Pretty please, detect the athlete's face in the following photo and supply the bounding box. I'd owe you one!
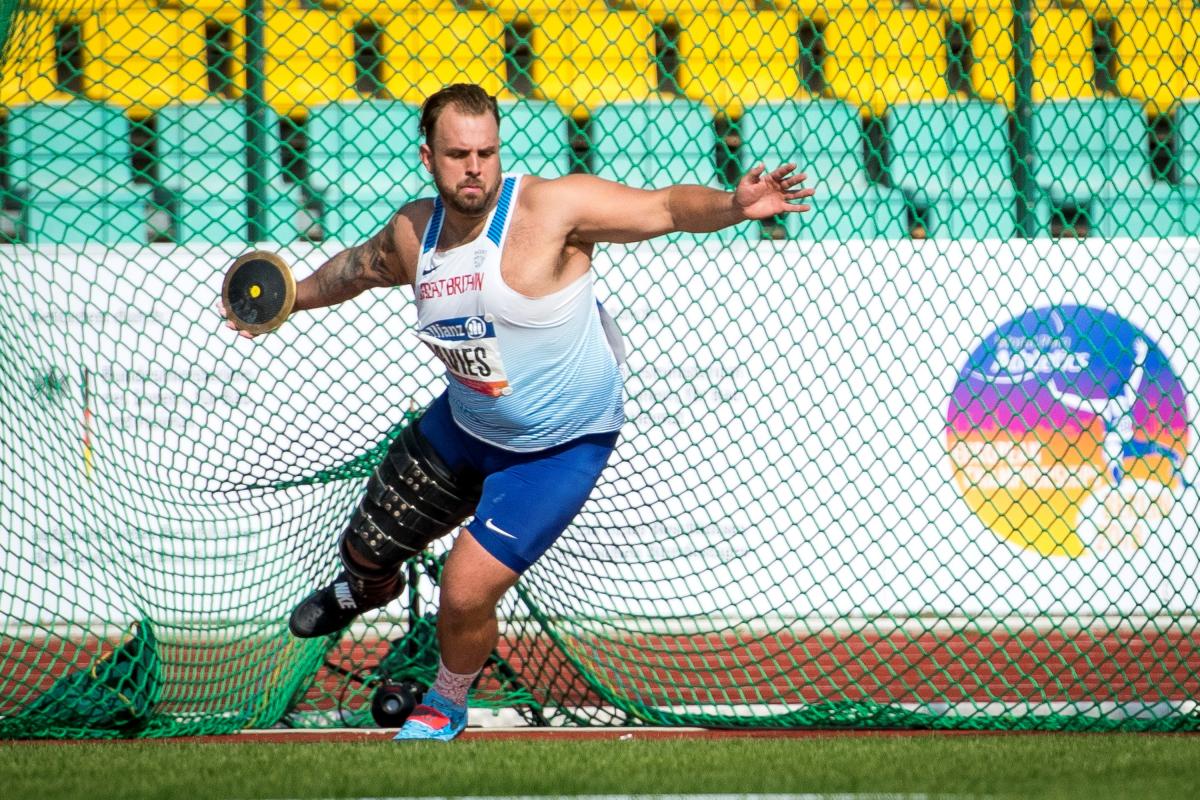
[421,108,502,217]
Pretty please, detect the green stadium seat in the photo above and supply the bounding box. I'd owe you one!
[591,100,751,241]
[1100,189,1200,239]
[889,99,1036,238]
[1032,98,1146,202]
[158,101,301,243]
[1031,97,1192,237]
[740,100,907,240]
[7,101,151,244]
[592,100,719,188]
[307,100,429,243]
[499,100,573,178]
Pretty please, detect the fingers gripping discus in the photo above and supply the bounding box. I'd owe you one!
[222,251,296,335]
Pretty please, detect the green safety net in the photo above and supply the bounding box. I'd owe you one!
[1,0,1199,738]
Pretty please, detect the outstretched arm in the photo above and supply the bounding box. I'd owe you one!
[536,165,814,245]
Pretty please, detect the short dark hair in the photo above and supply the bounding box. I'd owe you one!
[420,84,501,144]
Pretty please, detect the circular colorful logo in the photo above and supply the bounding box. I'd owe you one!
[946,306,1189,558]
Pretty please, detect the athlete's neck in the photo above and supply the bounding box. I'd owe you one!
[437,207,491,251]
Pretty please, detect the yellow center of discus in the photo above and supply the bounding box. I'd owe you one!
[249,284,261,299]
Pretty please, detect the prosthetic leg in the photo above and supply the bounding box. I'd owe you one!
[289,420,482,639]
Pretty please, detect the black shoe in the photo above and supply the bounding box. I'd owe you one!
[288,569,404,638]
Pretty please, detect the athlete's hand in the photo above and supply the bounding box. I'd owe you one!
[215,299,257,340]
[734,163,815,220]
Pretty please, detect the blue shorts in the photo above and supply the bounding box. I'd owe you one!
[418,392,619,573]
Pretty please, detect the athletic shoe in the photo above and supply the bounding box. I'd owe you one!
[288,569,403,638]
[392,689,468,741]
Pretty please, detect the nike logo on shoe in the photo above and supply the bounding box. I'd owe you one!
[334,581,357,610]
[484,518,517,539]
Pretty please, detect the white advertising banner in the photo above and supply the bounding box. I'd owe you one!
[2,237,1197,626]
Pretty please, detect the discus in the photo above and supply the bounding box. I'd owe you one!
[221,251,296,336]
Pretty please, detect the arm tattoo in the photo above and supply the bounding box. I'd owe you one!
[316,236,395,299]
[313,251,361,299]
[340,247,369,284]
[353,224,401,286]
[295,220,406,311]
[371,221,402,282]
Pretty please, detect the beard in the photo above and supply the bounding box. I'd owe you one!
[432,168,500,216]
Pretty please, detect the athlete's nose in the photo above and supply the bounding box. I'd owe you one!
[465,154,482,176]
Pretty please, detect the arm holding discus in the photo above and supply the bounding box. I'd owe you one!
[220,208,423,339]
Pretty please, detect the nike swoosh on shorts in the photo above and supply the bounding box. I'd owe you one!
[484,518,517,539]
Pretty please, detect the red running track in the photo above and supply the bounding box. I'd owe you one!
[4,627,1197,719]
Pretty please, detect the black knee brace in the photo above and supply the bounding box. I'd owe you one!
[340,420,482,577]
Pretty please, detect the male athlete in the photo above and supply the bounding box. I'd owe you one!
[222,84,813,740]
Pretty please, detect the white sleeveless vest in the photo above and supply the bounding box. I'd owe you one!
[412,174,625,452]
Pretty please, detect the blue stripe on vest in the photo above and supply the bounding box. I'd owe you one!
[486,177,517,246]
[422,198,444,253]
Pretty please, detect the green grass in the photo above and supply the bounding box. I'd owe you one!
[2,735,1199,800]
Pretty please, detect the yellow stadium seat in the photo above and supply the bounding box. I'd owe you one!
[145,8,253,101]
[628,0,747,25]
[487,0,639,25]
[1034,8,1096,100]
[928,0,1135,18]
[189,10,248,100]
[1056,0,1138,17]
[381,9,510,104]
[676,8,805,117]
[150,0,244,15]
[264,9,359,116]
[757,0,871,25]
[529,9,658,117]
[156,0,338,12]
[1114,6,1200,114]
[823,5,953,115]
[27,0,146,12]
[1185,14,1200,108]
[79,8,211,118]
[342,0,466,17]
[0,11,72,106]
[970,7,1097,105]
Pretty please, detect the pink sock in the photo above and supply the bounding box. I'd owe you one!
[431,658,479,708]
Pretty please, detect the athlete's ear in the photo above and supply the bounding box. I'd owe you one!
[419,142,433,174]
